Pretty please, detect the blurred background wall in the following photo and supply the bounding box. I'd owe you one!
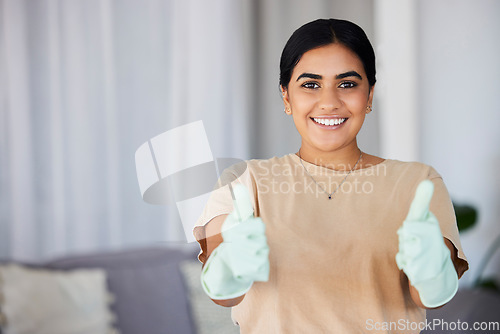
[1,0,499,287]
[417,0,500,286]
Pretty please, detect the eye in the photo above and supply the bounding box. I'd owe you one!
[339,81,357,89]
[301,82,320,89]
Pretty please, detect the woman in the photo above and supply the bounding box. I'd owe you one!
[194,18,468,333]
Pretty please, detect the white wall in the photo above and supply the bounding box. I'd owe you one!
[418,0,500,285]
[374,0,419,161]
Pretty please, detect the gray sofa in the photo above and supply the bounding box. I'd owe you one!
[0,245,238,334]
[1,246,499,333]
[43,246,200,334]
[422,287,500,333]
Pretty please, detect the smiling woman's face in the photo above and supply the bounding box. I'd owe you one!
[282,43,374,155]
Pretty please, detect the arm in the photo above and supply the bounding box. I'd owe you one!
[199,185,269,307]
[408,238,458,309]
[202,214,245,307]
[396,180,459,308]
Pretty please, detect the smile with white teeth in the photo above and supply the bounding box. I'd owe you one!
[312,117,347,126]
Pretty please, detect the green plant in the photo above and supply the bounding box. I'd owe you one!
[453,203,478,232]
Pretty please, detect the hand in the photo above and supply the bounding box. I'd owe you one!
[201,184,269,300]
[221,184,270,282]
[395,180,458,308]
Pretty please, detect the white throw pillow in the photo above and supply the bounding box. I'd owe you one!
[0,264,118,334]
[179,260,239,334]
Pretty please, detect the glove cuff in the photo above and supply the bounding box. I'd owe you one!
[413,255,458,308]
[200,244,253,300]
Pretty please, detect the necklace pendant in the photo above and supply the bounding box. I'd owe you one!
[328,195,332,200]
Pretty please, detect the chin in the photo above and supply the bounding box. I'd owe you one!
[311,142,345,153]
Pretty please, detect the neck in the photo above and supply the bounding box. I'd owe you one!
[298,142,362,171]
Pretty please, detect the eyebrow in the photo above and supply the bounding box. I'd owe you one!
[336,71,362,80]
[296,73,322,81]
[296,71,362,81]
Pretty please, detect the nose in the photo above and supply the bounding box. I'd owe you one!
[319,87,342,111]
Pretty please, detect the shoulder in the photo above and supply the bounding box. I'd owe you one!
[215,154,296,193]
[222,154,295,176]
[383,159,442,180]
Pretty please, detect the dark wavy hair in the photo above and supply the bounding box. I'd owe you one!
[279,18,376,90]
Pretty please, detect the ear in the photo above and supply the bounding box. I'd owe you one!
[366,84,375,113]
[368,84,375,106]
[368,85,375,106]
[281,86,292,115]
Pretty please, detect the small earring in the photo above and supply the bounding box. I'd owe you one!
[284,107,290,114]
[366,105,372,114]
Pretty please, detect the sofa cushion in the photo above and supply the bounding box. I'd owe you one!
[45,246,197,334]
[179,260,239,334]
[0,264,117,334]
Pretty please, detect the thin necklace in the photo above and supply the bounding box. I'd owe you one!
[298,149,363,200]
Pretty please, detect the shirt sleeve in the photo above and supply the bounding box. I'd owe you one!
[428,167,469,278]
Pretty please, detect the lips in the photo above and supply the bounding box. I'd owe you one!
[311,117,348,128]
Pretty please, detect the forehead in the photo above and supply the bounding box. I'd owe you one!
[292,43,366,79]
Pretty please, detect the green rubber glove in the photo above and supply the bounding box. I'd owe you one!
[201,184,270,300]
[395,180,458,308]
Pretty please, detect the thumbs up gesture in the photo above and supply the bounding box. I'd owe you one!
[201,184,270,300]
[395,180,458,308]
[221,184,270,282]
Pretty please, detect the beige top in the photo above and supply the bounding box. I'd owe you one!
[193,154,468,334]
